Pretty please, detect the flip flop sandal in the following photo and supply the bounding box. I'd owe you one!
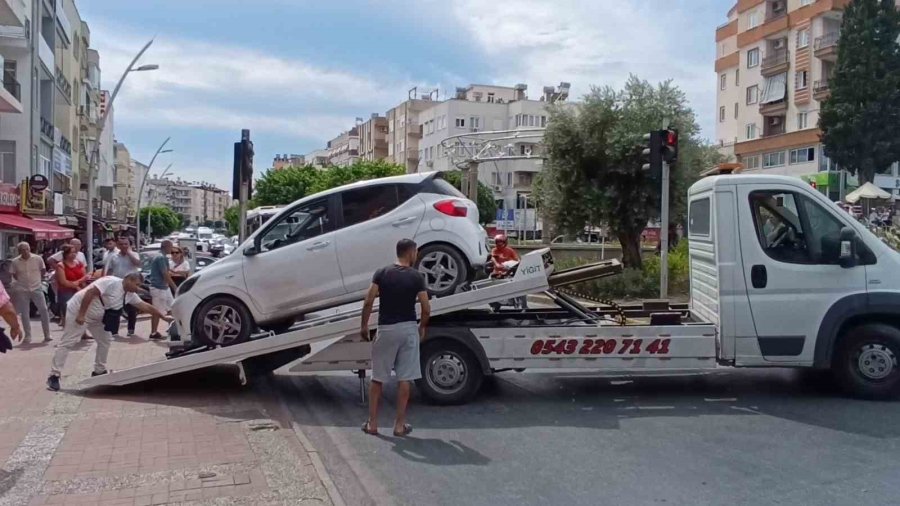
[361,420,378,435]
[393,424,413,437]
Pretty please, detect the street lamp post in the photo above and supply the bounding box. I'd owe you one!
[142,163,173,243]
[86,38,158,271]
[135,143,173,247]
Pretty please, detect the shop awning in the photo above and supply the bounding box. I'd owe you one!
[0,214,75,240]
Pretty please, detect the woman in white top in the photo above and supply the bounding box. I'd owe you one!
[168,247,191,288]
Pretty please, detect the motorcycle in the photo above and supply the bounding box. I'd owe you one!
[485,258,529,311]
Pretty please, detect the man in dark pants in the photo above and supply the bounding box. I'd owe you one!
[359,239,430,437]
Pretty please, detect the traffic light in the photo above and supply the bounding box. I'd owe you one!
[232,130,254,200]
[641,130,663,175]
[661,128,678,164]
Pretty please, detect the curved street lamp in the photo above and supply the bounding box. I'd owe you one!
[85,38,158,271]
[139,162,174,244]
[135,138,173,247]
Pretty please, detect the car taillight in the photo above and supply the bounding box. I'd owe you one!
[433,199,468,217]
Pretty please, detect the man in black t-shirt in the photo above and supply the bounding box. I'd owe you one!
[359,238,431,437]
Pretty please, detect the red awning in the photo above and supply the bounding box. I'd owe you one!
[0,213,75,240]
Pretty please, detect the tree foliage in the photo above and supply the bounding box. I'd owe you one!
[253,159,406,207]
[138,206,181,238]
[440,170,498,225]
[820,0,900,183]
[535,76,717,268]
[224,205,240,236]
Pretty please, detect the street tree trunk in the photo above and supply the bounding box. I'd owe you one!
[616,230,643,269]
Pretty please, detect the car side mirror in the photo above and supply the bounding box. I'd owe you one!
[839,227,858,269]
[244,245,259,257]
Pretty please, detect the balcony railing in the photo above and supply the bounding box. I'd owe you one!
[58,134,71,154]
[39,116,53,138]
[814,79,830,93]
[2,76,20,101]
[55,66,72,100]
[814,32,840,51]
[38,34,53,71]
[762,48,788,69]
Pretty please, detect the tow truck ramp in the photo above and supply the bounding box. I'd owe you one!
[80,249,564,388]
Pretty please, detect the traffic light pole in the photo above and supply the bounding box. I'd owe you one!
[659,161,670,299]
[238,129,251,243]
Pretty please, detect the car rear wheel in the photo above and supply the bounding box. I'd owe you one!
[416,245,468,297]
[194,297,253,347]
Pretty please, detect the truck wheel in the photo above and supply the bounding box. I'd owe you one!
[417,340,483,405]
[194,297,253,347]
[416,245,467,297]
[833,323,900,400]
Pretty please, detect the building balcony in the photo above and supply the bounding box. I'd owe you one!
[813,79,831,101]
[0,0,25,28]
[761,48,789,77]
[814,32,839,61]
[55,66,72,101]
[406,148,419,161]
[407,128,422,139]
[39,116,54,140]
[0,73,21,113]
[38,34,53,72]
[759,99,787,116]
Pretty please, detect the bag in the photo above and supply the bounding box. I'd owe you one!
[99,292,124,333]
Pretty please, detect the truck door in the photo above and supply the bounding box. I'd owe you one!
[736,184,867,364]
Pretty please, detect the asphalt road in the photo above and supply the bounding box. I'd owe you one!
[277,368,900,506]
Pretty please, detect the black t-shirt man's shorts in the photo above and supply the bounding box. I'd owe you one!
[371,265,426,383]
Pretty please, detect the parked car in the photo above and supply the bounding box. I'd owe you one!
[172,171,487,347]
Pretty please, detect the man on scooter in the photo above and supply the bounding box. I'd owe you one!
[490,234,519,277]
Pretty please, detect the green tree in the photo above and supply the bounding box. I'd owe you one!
[224,205,241,236]
[536,76,706,268]
[440,170,498,225]
[138,206,181,238]
[820,0,900,184]
[252,160,406,206]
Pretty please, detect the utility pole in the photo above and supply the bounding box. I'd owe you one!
[234,129,253,243]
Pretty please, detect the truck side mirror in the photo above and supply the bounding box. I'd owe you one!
[839,227,858,269]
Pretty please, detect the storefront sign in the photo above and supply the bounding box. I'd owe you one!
[20,179,45,213]
[52,150,72,177]
[874,174,900,190]
[30,174,48,191]
[0,183,20,213]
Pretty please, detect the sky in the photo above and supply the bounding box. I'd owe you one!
[77,0,734,190]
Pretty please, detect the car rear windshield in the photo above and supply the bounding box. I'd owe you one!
[427,176,466,198]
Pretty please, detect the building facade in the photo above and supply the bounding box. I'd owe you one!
[715,0,856,199]
[272,153,304,170]
[325,127,359,167]
[147,177,231,226]
[385,89,438,173]
[358,114,388,162]
[113,141,135,220]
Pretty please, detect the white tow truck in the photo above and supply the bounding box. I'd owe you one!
[82,175,900,402]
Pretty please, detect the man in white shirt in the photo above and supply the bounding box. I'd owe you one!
[10,242,51,343]
[48,238,87,267]
[104,236,142,337]
[101,238,119,263]
[47,274,171,391]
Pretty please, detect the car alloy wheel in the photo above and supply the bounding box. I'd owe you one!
[418,250,460,293]
[202,304,244,346]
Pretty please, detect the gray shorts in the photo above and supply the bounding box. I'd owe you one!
[372,321,421,383]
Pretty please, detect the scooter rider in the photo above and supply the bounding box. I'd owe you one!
[490,234,519,277]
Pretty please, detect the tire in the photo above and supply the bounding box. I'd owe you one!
[416,245,468,297]
[416,340,483,405]
[193,296,254,347]
[259,318,295,335]
[833,323,900,400]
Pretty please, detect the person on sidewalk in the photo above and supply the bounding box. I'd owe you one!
[46,274,171,391]
[147,240,177,340]
[359,238,430,437]
[101,238,119,263]
[10,242,52,344]
[55,245,88,327]
[169,247,191,287]
[103,236,142,338]
[0,278,23,351]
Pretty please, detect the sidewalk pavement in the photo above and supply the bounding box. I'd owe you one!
[0,318,337,506]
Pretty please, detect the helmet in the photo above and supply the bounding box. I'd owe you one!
[494,234,508,246]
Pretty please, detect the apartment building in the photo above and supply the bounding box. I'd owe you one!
[113,141,136,219]
[415,83,570,210]
[145,176,231,226]
[325,126,359,167]
[272,153,304,170]
[715,0,859,199]
[386,88,439,173]
[358,114,388,161]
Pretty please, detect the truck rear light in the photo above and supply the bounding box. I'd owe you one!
[433,199,468,217]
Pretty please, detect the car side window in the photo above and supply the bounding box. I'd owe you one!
[259,199,331,252]
[341,185,400,228]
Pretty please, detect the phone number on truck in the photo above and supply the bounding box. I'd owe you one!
[529,338,671,356]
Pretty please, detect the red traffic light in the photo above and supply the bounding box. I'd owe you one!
[666,130,678,147]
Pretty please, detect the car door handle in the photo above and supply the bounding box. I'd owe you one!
[392,217,417,227]
[751,265,767,289]
[306,240,330,251]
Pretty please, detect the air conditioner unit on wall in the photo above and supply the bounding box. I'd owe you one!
[773,39,786,49]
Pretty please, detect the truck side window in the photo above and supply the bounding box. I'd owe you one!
[750,190,847,265]
[689,197,711,236]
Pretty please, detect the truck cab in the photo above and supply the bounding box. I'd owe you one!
[689,174,900,397]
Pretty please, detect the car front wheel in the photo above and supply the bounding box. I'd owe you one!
[416,245,468,297]
[194,297,253,347]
